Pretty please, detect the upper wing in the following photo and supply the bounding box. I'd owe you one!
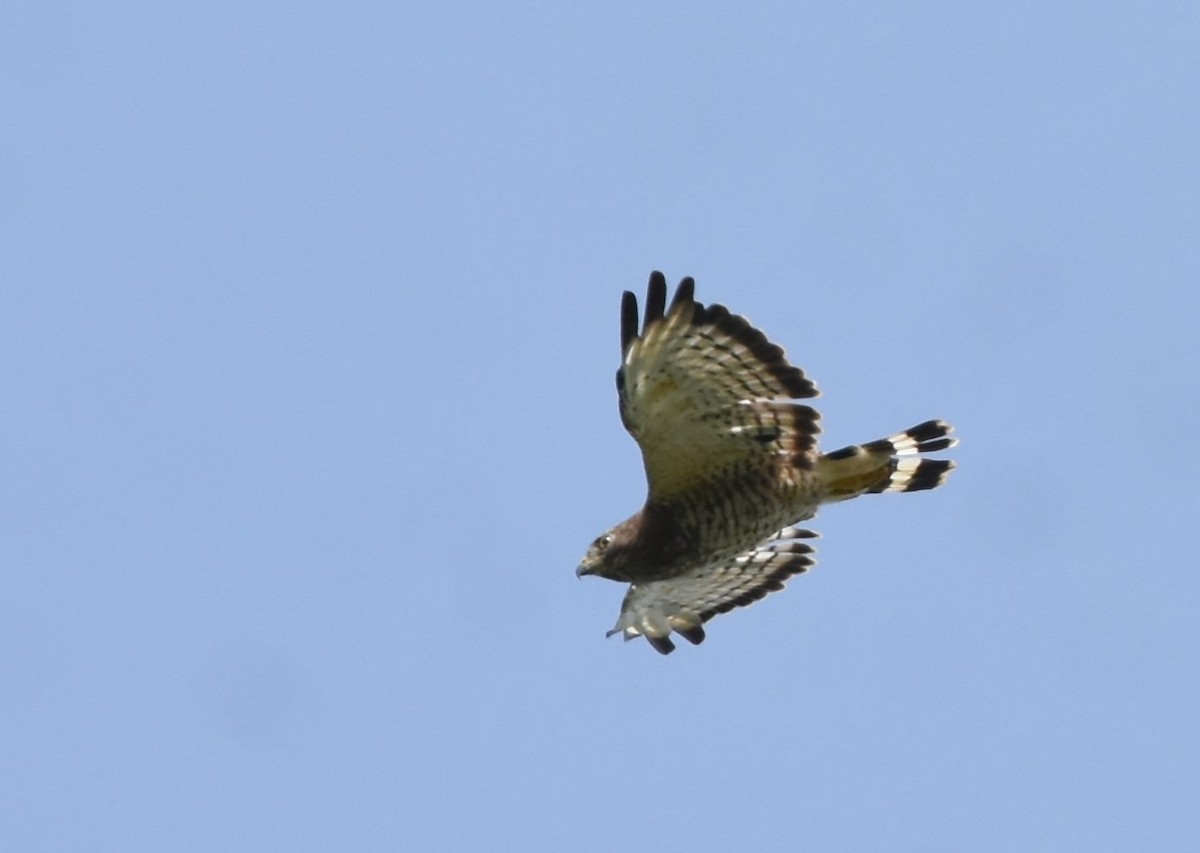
[618,272,820,502]
[608,527,819,654]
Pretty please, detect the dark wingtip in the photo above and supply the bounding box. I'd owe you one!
[644,271,668,331]
[676,625,706,646]
[670,276,696,312]
[620,290,639,355]
[647,634,676,655]
[626,273,699,353]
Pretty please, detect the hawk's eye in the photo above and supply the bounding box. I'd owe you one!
[594,533,614,551]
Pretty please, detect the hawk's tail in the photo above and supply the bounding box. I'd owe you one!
[817,419,957,502]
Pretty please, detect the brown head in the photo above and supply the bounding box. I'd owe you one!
[577,503,687,582]
[576,516,643,582]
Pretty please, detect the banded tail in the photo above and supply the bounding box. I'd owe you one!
[817,419,957,502]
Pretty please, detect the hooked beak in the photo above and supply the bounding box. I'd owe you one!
[575,562,593,578]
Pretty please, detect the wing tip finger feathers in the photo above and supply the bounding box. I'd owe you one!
[622,271,699,358]
[620,290,639,355]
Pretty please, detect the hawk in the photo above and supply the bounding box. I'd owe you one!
[577,271,957,654]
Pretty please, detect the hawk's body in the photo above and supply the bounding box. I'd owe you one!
[577,272,957,654]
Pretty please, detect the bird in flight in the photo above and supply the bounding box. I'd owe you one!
[577,272,957,654]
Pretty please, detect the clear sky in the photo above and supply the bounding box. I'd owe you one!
[4,2,1199,850]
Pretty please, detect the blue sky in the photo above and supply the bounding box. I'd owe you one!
[4,2,1199,850]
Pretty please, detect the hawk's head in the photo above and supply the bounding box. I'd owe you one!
[576,520,638,581]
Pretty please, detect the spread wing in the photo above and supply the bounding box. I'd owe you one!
[618,271,820,502]
[607,527,819,654]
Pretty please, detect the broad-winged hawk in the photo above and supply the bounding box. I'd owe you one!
[577,272,957,654]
